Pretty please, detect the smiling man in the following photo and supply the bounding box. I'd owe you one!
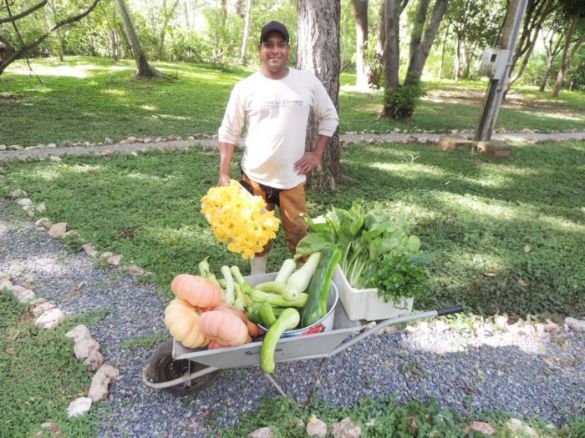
[217,20,339,274]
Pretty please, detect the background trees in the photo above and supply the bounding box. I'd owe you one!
[2,0,584,95]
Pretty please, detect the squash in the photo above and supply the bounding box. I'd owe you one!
[171,274,223,308]
[199,308,250,347]
[164,298,210,348]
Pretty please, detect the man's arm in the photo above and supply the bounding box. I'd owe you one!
[293,134,331,175]
[218,142,237,186]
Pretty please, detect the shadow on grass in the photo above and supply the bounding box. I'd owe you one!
[2,141,584,318]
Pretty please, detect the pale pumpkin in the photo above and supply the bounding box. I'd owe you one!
[171,274,223,308]
[164,298,210,348]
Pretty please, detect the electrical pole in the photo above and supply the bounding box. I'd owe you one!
[475,0,528,141]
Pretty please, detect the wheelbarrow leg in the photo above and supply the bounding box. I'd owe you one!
[263,356,331,407]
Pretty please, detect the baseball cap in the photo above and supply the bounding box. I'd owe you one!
[260,21,289,43]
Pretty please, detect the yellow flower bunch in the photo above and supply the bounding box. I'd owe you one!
[201,180,280,260]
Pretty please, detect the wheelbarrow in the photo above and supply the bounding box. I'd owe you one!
[143,273,463,399]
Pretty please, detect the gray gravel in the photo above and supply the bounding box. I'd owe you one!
[1,198,584,437]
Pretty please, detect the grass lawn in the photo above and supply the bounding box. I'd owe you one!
[214,396,585,437]
[1,57,584,147]
[0,288,107,436]
[1,140,584,319]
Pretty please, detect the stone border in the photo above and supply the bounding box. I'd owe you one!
[0,273,120,418]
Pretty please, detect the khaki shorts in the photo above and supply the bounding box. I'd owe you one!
[241,174,308,256]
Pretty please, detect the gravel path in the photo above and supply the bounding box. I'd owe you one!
[1,130,585,162]
[1,199,584,437]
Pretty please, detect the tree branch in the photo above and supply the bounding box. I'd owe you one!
[0,0,47,25]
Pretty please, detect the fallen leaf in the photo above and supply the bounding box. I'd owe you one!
[483,272,497,277]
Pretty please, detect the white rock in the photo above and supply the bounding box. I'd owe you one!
[100,251,113,260]
[84,349,105,371]
[505,418,538,438]
[465,421,495,435]
[0,278,13,292]
[49,156,62,162]
[88,364,120,402]
[30,299,57,318]
[10,285,36,303]
[36,203,46,213]
[104,137,114,145]
[48,222,67,238]
[107,254,122,266]
[10,189,27,199]
[248,427,276,438]
[66,324,91,341]
[35,307,65,329]
[494,315,509,329]
[306,416,327,437]
[35,218,53,229]
[82,243,97,257]
[332,417,361,438]
[128,265,145,277]
[17,198,34,210]
[46,143,57,148]
[0,144,5,151]
[73,336,101,360]
[67,397,92,418]
[565,317,585,332]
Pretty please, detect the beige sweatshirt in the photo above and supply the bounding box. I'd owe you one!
[218,68,339,189]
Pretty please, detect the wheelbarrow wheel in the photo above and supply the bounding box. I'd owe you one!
[145,340,218,396]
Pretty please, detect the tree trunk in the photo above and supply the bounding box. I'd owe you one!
[297,0,342,192]
[404,0,449,87]
[454,31,461,81]
[351,0,369,89]
[239,0,253,64]
[380,0,401,117]
[439,23,449,79]
[158,0,179,60]
[115,0,161,77]
[552,19,576,97]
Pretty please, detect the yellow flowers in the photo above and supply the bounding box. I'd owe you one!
[201,180,280,260]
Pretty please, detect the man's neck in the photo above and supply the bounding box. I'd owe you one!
[260,66,290,80]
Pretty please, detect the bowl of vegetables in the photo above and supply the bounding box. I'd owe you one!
[260,282,339,337]
[248,245,342,338]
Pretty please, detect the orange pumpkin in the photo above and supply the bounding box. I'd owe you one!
[171,274,223,308]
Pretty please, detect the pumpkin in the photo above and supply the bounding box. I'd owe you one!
[212,303,263,338]
[164,298,210,348]
[199,308,250,347]
[171,274,223,308]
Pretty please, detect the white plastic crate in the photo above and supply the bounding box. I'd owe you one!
[333,266,413,321]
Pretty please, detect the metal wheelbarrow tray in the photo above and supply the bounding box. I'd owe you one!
[143,273,462,396]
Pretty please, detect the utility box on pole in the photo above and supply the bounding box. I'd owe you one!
[474,0,528,142]
[479,48,511,81]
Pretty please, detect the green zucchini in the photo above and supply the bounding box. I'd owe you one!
[260,308,300,374]
[300,246,341,328]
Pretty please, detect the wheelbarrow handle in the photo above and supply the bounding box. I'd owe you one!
[437,305,464,316]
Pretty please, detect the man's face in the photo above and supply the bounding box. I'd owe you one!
[260,32,290,75]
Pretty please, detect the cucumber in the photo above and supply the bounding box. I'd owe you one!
[300,246,341,328]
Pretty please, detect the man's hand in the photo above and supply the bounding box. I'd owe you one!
[217,174,231,186]
[294,151,322,175]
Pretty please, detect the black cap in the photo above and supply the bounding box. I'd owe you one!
[260,21,289,43]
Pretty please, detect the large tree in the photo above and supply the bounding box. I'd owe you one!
[297,0,342,191]
[381,0,449,118]
[0,0,100,75]
[115,0,161,77]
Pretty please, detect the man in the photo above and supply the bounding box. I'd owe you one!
[217,20,339,274]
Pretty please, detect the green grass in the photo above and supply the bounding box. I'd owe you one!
[214,396,585,437]
[1,140,584,318]
[0,293,107,437]
[1,57,584,147]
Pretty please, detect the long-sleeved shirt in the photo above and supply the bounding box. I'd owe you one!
[218,68,339,189]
